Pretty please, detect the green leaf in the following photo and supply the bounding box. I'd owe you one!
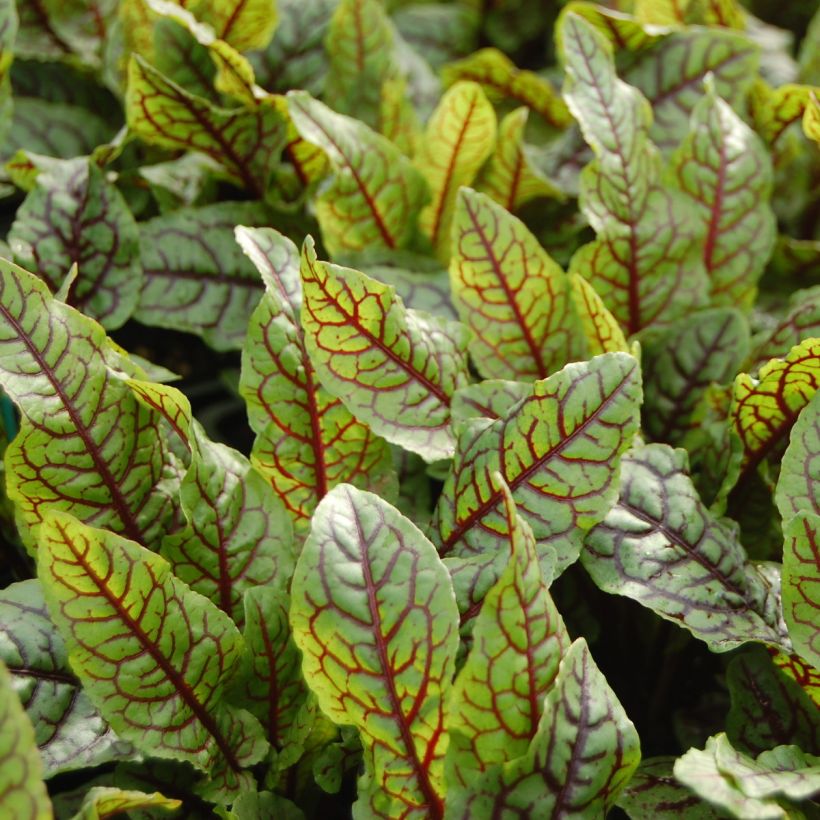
[622,28,760,152]
[560,13,708,335]
[323,0,395,129]
[449,188,584,381]
[726,647,820,756]
[393,4,478,70]
[444,638,640,818]
[286,91,428,256]
[441,48,571,130]
[674,734,820,818]
[569,274,630,356]
[0,0,17,150]
[582,443,791,652]
[300,239,471,461]
[126,55,286,198]
[781,513,820,670]
[238,227,395,533]
[236,586,308,754]
[451,379,530,424]
[359,262,456,321]
[565,1,665,51]
[0,580,133,778]
[475,108,563,212]
[38,512,268,796]
[0,258,182,550]
[776,390,820,522]
[290,485,459,818]
[69,786,180,820]
[671,80,776,307]
[445,480,570,784]
[643,308,750,445]
[136,203,270,351]
[616,756,724,819]
[435,352,642,575]
[186,0,278,52]
[8,158,142,330]
[0,657,51,820]
[417,82,497,263]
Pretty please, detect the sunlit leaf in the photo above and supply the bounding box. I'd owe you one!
[583,443,791,652]
[300,239,471,461]
[568,274,629,355]
[187,0,277,52]
[0,258,181,551]
[671,80,776,306]
[565,1,666,51]
[238,226,395,533]
[449,187,583,380]
[0,580,133,778]
[417,82,496,263]
[38,512,268,797]
[70,786,179,820]
[9,157,142,330]
[435,352,641,574]
[290,485,459,818]
[287,92,428,256]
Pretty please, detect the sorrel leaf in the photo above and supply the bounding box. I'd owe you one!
[126,55,286,197]
[445,481,570,784]
[434,352,642,574]
[185,0,276,52]
[70,786,180,820]
[451,379,530,424]
[417,81,496,262]
[290,485,459,818]
[775,390,820,522]
[137,203,269,351]
[449,187,584,380]
[37,512,268,796]
[0,656,51,819]
[671,79,776,306]
[569,274,630,355]
[583,443,791,651]
[286,92,428,256]
[0,258,181,550]
[238,227,394,532]
[9,157,142,330]
[0,580,131,777]
[0,0,16,149]
[642,308,750,445]
[444,638,640,818]
[300,239,471,461]
[560,12,708,334]
[781,513,820,670]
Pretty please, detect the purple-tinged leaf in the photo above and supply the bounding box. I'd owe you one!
[363,264,456,321]
[560,13,709,334]
[727,647,820,756]
[0,580,133,777]
[671,81,776,307]
[643,308,750,445]
[300,239,471,462]
[137,203,270,351]
[444,638,640,818]
[38,512,268,797]
[287,92,429,256]
[445,481,570,786]
[238,227,395,534]
[0,258,182,550]
[417,82,497,263]
[449,188,585,381]
[290,485,459,819]
[616,756,723,819]
[435,352,642,575]
[781,513,820,670]
[9,157,141,330]
[583,443,792,652]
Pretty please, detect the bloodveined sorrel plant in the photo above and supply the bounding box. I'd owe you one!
[0,0,819,817]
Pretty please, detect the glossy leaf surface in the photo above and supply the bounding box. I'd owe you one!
[290,485,459,819]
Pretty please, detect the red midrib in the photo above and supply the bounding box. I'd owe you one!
[0,304,145,545]
[219,0,249,42]
[58,519,242,772]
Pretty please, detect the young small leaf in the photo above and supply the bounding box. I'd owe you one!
[290,485,459,819]
[38,512,268,796]
[449,187,584,380]
[671,81,776,306]
[417,82,497,262]
[0,657,51,820]
[69,786,179,820]
[583,443,791,652]
[9,157,141,330]
[286,92,428,256]
[300,239,471,461]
